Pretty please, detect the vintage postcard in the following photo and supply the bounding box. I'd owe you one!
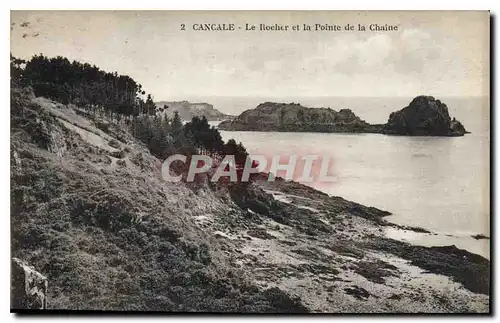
[10,10,490,313]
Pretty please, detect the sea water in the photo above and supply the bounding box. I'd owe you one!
[203,96,490,258]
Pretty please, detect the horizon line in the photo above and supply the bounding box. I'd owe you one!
[155,95,489,101]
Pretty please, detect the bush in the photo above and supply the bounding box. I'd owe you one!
[108,139,120,149]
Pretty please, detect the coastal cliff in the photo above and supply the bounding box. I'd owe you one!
[155,100,233,121]
[218,97,468,136]
[11,87,488,312]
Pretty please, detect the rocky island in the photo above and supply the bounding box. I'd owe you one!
[218,102,382,133]
[218,96,469,137]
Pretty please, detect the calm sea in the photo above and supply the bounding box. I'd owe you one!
[202,96,490,258]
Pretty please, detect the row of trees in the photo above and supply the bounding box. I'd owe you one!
[11,54,158,120]
[132,113,249,166]
[131,111,192,158]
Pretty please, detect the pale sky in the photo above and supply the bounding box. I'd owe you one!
[10,11,490,100]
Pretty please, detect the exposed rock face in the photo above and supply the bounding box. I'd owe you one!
[383,96,469,136]
[155,101,233,121]
[218,102,380,133]
[11,258,48,309]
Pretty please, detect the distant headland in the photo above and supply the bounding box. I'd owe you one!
[218,96,469,137]
[155,100,234,122]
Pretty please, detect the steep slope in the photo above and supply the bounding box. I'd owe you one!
[156,101,233,121]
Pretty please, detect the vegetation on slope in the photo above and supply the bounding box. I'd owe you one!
[10,56,306,311]
[10,54,487,313]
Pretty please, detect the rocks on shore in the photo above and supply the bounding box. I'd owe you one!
[155,100,234,121]
[218,96,468,137]
[11,86,486,313]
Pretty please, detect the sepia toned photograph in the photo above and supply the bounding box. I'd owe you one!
[10,10,490,313]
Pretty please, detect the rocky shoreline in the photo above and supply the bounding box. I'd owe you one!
[219,96,469,137]
[214,177,490,312]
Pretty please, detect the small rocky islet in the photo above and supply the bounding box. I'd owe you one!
[218,95,469,137]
